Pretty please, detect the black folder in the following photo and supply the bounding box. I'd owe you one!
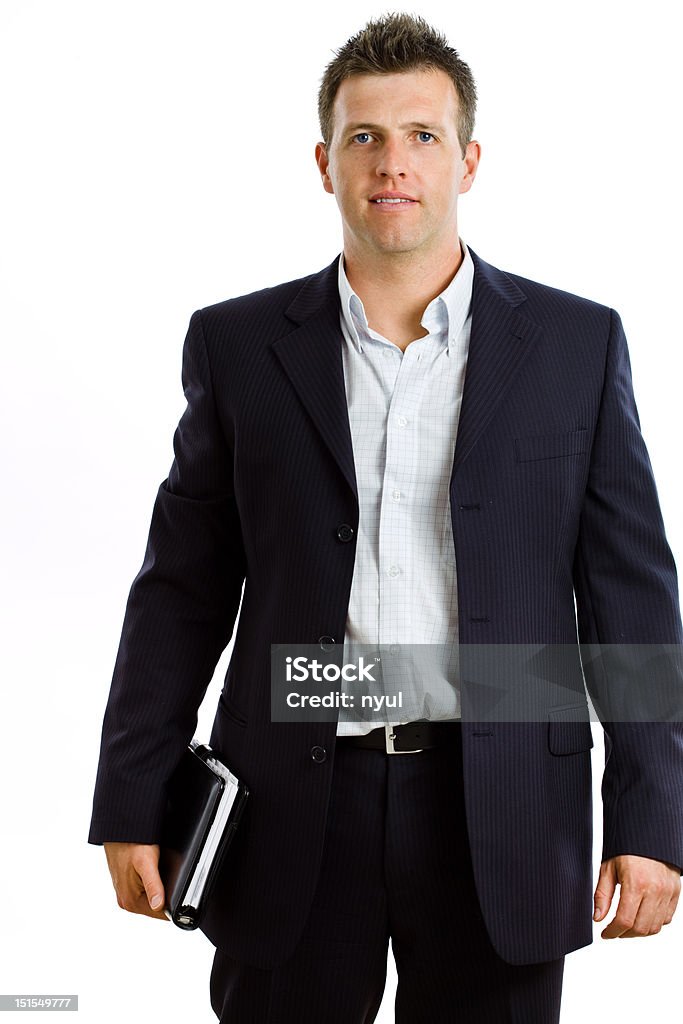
[159,740,249,929]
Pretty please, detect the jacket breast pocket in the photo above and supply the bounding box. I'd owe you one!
[547,703,594,755]
[515,428,588,463]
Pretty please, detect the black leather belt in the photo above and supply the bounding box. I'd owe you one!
[337,720,461,754]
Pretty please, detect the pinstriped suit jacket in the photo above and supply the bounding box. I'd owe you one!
[88,248,683,967]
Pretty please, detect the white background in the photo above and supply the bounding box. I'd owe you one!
[1,0,681,1020]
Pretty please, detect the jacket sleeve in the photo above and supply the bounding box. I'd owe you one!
[88,309,246,844]
[572,307,683,872]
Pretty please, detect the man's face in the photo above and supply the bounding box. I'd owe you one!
[315,68,479,261]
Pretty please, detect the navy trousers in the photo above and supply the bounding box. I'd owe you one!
[209,727,565,1022]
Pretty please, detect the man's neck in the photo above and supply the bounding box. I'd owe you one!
[342,241,464,347]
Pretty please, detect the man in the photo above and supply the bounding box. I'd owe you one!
[89,13,683,1023]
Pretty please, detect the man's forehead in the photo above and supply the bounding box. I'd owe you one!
[335,71,459,125]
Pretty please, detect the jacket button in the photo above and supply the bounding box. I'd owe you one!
[336,523,355,543]
[310,745,327,763]
[318,635,335,650]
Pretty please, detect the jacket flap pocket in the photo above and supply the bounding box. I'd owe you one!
[515,429,588,463]
[547,703,594,755]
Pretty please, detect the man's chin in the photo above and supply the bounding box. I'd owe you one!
[367,235,423,257]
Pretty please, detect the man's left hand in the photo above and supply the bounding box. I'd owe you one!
[594,855,681,938]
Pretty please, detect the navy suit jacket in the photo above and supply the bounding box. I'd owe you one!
[88,248,683,968]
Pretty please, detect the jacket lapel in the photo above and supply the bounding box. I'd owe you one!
[271,255,358,501]
[452,249,542,477]
[270,248,544,498]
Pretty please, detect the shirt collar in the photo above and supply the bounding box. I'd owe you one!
[337,239,474,356]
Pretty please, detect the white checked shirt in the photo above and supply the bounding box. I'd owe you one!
[336,240,474,735]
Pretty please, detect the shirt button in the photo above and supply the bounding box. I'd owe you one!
[387,565,401,578]
[397,416,408,427]
[392,490,401,502]
[310,745,327,763]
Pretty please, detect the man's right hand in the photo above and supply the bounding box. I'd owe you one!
[104,842,169,921]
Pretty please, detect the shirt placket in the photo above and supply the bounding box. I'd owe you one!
[376,337,434,720]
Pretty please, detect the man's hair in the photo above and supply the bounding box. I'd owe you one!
[317,12,477,158]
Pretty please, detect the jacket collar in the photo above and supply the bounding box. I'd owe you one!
[272,247,541,500]
[283,246,529,325]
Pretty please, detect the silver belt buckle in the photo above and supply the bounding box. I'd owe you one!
[385,724,423,754]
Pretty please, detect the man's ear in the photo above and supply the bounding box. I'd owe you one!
[459,139,481,195]
[315,142,335,196]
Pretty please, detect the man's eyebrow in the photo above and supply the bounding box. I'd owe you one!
[343,121,447,135]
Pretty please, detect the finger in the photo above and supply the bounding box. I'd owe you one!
[104,843,169,921]
[132,845,166,915]
[140,863,165,912]
[127,886,170,921]
[117,877,169,921]
[115,851,168,921]
[620,876,680,936]
[619,889,667,937]
[593,861,617,923]
[662,889,680,926]
[601,883,643,939]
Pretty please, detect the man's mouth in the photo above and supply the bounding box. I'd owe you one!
[368,191,417,204]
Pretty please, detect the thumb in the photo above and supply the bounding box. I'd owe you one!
[594,858,617,922]
[138,849,165,911]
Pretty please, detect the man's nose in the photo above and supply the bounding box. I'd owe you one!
[375,139,408,178]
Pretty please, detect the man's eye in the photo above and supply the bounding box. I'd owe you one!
[418,132,435,143]
[352,133,372,144]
